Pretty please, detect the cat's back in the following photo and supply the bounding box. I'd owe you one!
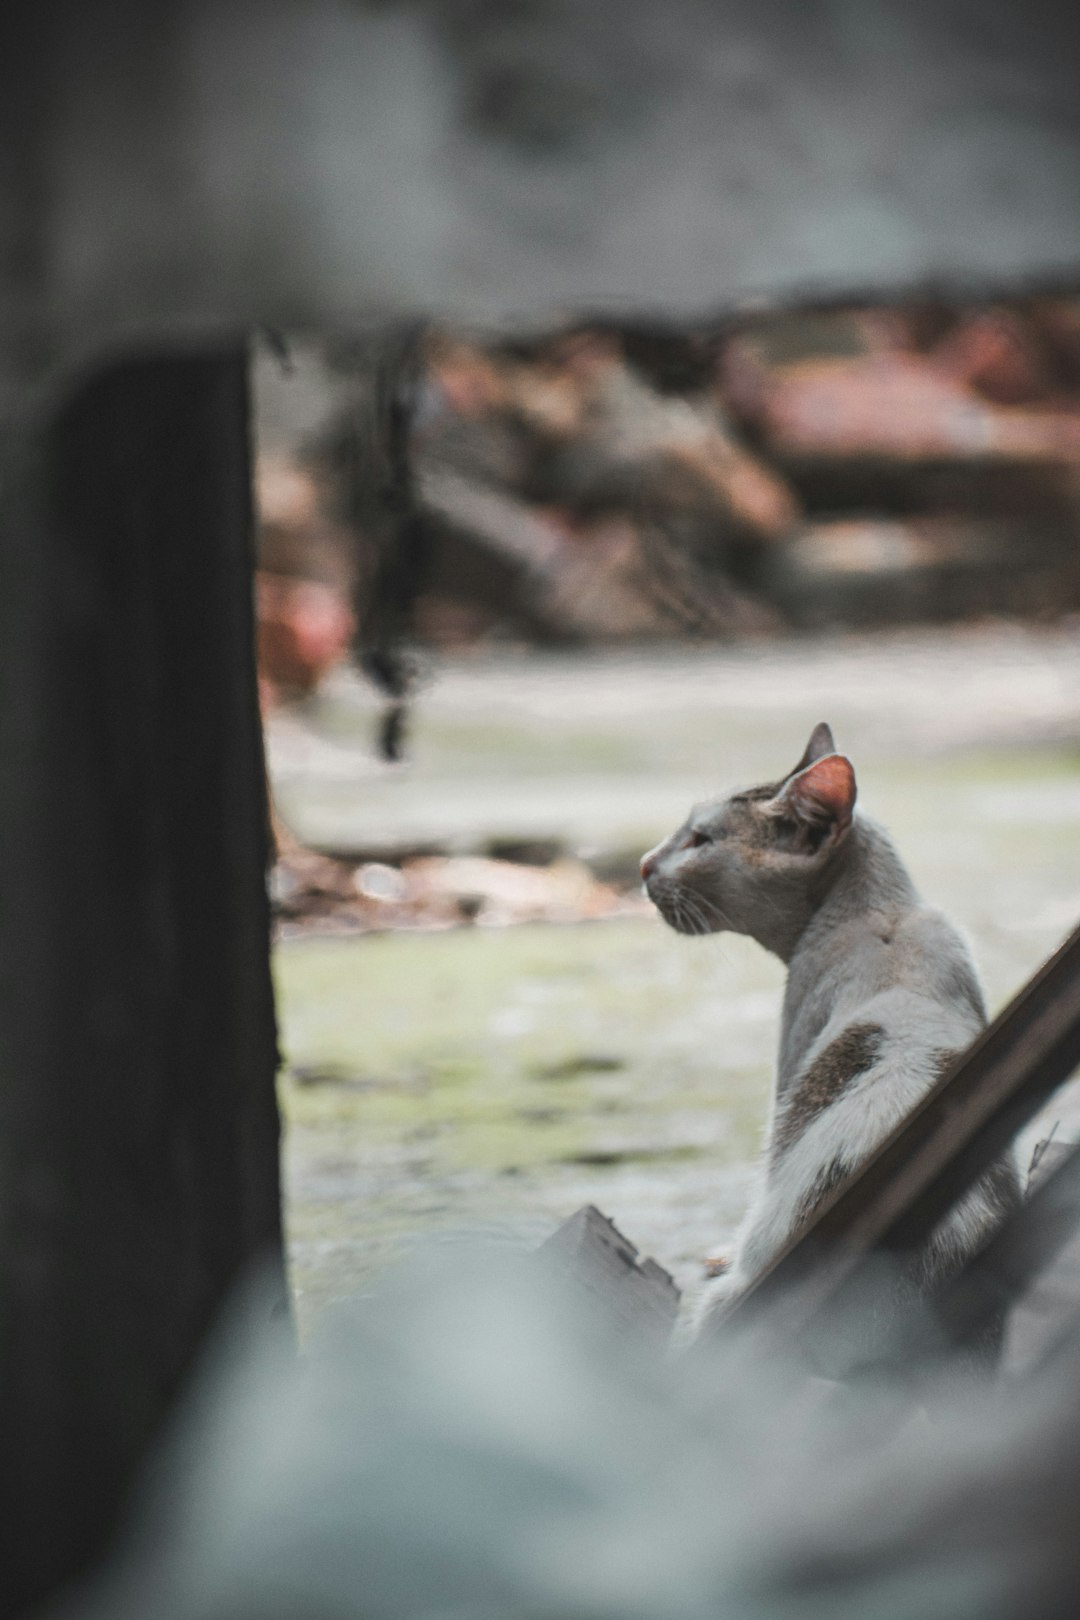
[783,895,986,1087]
[888,902,986,1017]
[847,902,987,1043]
[774,898,991,1188]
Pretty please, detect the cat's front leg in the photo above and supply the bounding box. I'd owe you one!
[690,1171,798,1335]
[689,1257,756,1338]
[689,1200,770,1332]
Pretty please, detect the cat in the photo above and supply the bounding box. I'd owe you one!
[640,722,1020,1343]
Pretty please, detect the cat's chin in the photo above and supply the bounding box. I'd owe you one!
[649,886,722,936]
[666,913,720,937]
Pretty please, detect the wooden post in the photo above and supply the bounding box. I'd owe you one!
[0,350,286,1614]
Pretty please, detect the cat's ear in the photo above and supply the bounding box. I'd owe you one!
[787,722,836,780]
[778,752,856,843]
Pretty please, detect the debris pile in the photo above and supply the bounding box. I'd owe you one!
[271,846,647,937]
[255,457,356,702]
[253,295,1080,695]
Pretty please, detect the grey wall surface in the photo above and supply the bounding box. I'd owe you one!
[3,0,1080,400]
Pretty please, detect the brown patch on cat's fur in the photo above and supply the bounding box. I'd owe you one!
[929,1047,963,1084]
[793,1155,851,1230]
[773,1022,886,1158]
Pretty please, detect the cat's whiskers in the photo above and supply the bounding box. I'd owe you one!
[672,890,699,935]
[686,889,735,933]
[674,888,734,965]
[674,887,708,935]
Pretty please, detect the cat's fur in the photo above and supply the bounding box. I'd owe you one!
[641,723,1020,1333]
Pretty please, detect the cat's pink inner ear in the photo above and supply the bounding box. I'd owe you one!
[784,754,856,831]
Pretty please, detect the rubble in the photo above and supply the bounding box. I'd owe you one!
[256,572,355,701]
[271,846,648,937]
[932,307,1054,405]
[724,343,1080,474]
[769,516,1080,627]
[252,295,1080,690]
[255,453,357,700]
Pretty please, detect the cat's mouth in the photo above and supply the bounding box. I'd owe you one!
[646,880,722,936]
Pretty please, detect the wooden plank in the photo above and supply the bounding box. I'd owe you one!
[540,1206,680,1345]
[716,921,1080,1346]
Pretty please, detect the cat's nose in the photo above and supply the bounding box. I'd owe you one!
[640,851,657,882]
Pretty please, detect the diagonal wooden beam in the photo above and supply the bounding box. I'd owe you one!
[717,921,1080,1342]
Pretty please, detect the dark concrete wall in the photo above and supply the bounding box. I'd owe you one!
[0,353,285,1615]
[2,0,1079,391]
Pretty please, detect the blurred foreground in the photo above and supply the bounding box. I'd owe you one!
[68,1248,1080,1620]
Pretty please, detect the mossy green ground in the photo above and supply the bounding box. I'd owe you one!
[278,919,774,1324]
[271,632,1080,1330]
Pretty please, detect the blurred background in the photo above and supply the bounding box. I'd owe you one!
[252,295,1080,1325]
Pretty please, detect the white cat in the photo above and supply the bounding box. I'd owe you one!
[641,723,1019,1335]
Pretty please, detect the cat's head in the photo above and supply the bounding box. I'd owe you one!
[640,723,856,954]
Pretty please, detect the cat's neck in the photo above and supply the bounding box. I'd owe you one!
[775,815,920,1081]
[805,814,919,952]
[749,815,915,964]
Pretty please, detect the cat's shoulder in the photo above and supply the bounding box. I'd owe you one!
[896,900,975,955]
[894,903,987,1021]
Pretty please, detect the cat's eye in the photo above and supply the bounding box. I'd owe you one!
[687,829,712,849]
